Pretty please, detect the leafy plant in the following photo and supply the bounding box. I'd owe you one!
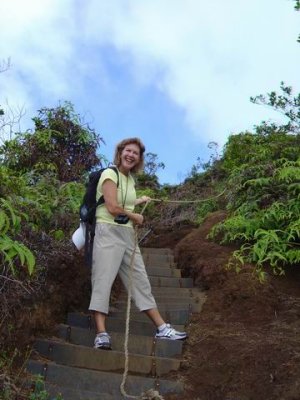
[208,84,300,278]
[250,82,300,134]
[0,102,103,181]
[209,157,300,277]
[196,199,218,224]
[0,198,35,276]
[29,375,63,400]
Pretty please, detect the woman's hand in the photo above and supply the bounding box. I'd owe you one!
[130,213,144,225]
[135,196,151,206]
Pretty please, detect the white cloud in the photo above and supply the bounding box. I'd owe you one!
[0,0,299,148]
[0,0,78,105]
[82,0,300,143]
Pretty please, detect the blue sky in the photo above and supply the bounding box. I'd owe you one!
[0,0,299,184]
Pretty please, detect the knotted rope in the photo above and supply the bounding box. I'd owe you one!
[120,201,165,400]
[120,190,225,398]
[149,188,226,204]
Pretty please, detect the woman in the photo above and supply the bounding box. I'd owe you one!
[89,137,187,349]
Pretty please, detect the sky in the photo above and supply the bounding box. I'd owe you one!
[0,0,299,184]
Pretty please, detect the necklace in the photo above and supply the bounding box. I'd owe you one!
[120,173,129,209]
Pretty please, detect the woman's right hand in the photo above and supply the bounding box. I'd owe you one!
[130,213,144,225]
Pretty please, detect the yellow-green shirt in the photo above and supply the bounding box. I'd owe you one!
[95,168,135,227]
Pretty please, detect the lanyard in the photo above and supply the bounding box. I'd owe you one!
[120,173,128,209]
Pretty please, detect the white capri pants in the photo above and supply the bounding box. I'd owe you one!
[89,223,157,314]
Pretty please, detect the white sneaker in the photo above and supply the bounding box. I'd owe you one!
[155,323,187,340]
[94,332,112,350]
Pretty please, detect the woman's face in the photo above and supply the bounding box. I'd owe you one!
[119,143,141,172]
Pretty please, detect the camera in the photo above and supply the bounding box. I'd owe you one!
[114,214,129,224]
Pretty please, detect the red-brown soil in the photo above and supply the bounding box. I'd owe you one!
[2,212,300,400]
[147,212,300,400]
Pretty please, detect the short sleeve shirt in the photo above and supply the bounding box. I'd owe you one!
[95,168,136,227]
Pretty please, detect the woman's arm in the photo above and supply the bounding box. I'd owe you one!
[102,179,144,225]
[134,195,151,206]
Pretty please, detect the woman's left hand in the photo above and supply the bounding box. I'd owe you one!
[135,196,151,205]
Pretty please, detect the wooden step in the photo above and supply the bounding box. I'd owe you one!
[67,312,185,336]
[27,247,194,399]
[149,276,193,288]
[33,339,182,376]
[45,383,116,400]
[109,308,190,325]
[146,266,182,278]
[114,299,205,313]
[58,324,183,357]
[28,360,184,398]
[141,248,173,256]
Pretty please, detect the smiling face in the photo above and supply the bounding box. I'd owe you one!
[114,138,145,174]
[118,143,141,175]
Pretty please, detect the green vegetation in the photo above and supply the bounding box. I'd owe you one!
[0,102,100,277]
[29,375,63,400]
[0,102,100,399]
[0,81,300,398]
[0,350,63,400]
[1,84,298,283]
[0,3,298,396]
[1,101,102,180]
[208,83,300,280]
[0,197,35,275]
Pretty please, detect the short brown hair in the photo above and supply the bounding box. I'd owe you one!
[113,137,145,173]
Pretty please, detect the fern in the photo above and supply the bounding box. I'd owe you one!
[196,199,218,224]
[285,249,300,264]
[243,177,272,188]
[0,198,36,275]
[210,134,300,278]
[278,165,300,181]
[287,219,300,241]
[57,181,85,213]
[0,234,36,276]
[209,214,261,244]
[0,209,10,234]
[287,182,300,196]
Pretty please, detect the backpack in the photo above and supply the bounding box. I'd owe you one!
[79,166,119,266]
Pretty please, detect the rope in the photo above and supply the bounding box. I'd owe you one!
[119,190,225,398]
[119,226,138,399]
[149,188,226,204]
[120,202,165,400]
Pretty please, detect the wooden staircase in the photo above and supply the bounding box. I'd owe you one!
[27,247,206,399]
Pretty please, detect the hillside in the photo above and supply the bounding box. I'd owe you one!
[1,89,300,399]
[1,209,300,399]
[146,212,300,400]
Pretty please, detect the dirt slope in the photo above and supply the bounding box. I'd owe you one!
[147,212,300,400]
[2,212,300,400]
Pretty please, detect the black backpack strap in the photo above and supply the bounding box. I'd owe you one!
[94,166,119,208]
[84,222,92,267]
